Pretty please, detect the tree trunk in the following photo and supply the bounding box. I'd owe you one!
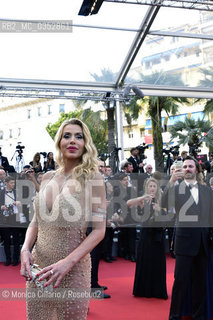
[106,107,116,171]
[151,103,164,172]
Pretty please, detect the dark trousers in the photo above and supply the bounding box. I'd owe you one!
[103,227,114,259]
[169,243,207,320]
[167,227,175,251]
[87,227,104,288]
[90,239,104,288]
[2,227,20,262]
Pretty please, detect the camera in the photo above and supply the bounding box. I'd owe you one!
[162,145,179,155]
[40,152,47,157]
[189,144,201,157]
[136,143,149,161]
[99,147,122,161]
[3,204,14,217]
[25,169,34,175]
[16,144,25,150]
[136,143,149,152]
[16,144,25,152]
[100,153,111,158]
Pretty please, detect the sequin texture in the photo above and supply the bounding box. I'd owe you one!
[26,173,91,320]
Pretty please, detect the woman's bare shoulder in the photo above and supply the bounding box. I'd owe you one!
[91,171,104,181]
[42,170,56,180]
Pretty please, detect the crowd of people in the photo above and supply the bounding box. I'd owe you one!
[0,151,57,266]
[1,129,213,319]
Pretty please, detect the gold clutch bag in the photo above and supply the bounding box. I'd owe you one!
[25,264,53,292]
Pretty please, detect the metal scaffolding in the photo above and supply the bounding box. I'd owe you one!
[0,1,212,100]
[105,0,213,12]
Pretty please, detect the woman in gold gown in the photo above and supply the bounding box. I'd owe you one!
[20,119,106,320]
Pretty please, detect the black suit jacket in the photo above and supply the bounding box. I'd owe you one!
[0,188,18,227]
[162,181,213,257]
[0,156,9,170]
[128,156,140,173]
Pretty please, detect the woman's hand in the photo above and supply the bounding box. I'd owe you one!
[143,194,153,205]
[127,194,151,208]
[36,258,72,289]
[153,202,161,212]
[20,250,34,279]
[14,201,21,206]
[112,213,119,222]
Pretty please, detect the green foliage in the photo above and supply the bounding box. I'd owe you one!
[169,117,213,149]
[46,109,108,155]
[46,110,82,139]
[122,96,141,124]
[203,99,213,114]
[134,71,190,171]
[198,67,213,115]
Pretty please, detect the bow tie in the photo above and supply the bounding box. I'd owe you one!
[189,184,198,189]
[6,190,13,194]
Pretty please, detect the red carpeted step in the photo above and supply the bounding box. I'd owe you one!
[0,256,182,320]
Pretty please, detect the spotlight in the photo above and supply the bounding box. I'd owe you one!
[78,0,104,16]
[131,86,144,98]
[123,85,144,99]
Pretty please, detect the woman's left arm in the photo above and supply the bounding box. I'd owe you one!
[37,172,106,288]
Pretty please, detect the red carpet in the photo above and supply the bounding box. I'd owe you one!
[0,255,192,320]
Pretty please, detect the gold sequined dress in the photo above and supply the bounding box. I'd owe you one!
[26,174,91,320]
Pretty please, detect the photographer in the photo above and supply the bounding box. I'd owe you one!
[17,166,40,246]
[0,148,10,172]
[163,145,180,174]
[19,165,40,193]
[29,152,43,173]
[0,169,6,191]
[0,176,21,266]
[15,145,25,173]
[128,147,145,174]
[136,144,149,174]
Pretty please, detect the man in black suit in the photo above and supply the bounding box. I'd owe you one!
[128,148,144,173]
[89,160,111,298]
[0,148,10,172]
[162,156,213,320]
[0,176,21,266]
[0,169,6,191]
[0,149,15,173]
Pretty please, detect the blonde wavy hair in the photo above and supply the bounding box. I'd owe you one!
[55,118,98,180]
[144,177,161,204]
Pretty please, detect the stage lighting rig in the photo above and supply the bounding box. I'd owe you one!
[123,85,144,102]
[78,0,104,16]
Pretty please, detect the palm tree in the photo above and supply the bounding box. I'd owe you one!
[169,117,213,155]
[91,68,141,170]
[46,109,108,155]
[137,71,190,171]
[199,67,213,115]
